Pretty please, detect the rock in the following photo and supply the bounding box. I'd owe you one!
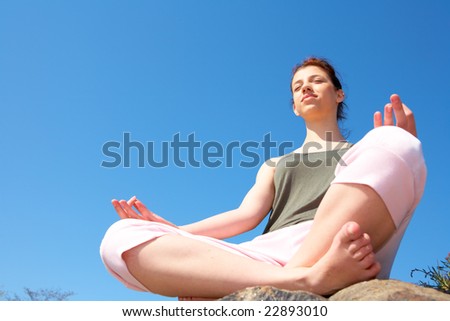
[219,285,326,301]
[329,279,450,301]
[219,279,450,301]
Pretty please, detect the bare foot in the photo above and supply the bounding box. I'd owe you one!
[304,221,381,295]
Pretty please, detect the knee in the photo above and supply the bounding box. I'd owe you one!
[99,220,144,276]
[100,219,161,268]
[122,246,136,263]
[365,126,425,166]
[354,126,427,204]
[121,242,148,271]
[371,125,417,146]
[99,228,124,274]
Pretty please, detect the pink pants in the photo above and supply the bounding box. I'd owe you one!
[100,126,427,292]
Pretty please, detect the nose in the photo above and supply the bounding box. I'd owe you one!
[302,83,313,94]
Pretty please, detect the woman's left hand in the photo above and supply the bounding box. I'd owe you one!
[373,94,418,137]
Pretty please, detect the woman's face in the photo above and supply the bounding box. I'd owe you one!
[291,65,344,122]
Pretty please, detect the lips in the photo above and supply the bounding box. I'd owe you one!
[301,94,317,102]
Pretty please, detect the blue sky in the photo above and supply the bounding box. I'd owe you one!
[1,0,449,301]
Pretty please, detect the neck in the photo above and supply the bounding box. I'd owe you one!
[300,119,346,151]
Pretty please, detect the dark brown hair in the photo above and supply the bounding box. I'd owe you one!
[290,57,347,122]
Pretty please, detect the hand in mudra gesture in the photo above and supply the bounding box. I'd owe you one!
[373,94,417,137]
[112,196,178,228]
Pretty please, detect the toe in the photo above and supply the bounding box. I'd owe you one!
[348,234,372,254]
[353,244,373,261]
[341,221,363,242]
[359,252,377,269]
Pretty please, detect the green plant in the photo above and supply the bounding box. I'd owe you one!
[411,253,450,294]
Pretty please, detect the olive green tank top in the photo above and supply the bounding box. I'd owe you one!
[263,146,352,234]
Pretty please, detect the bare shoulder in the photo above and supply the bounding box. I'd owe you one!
[255,156,282,181]
[266,156,283,168]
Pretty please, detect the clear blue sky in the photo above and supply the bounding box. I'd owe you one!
[1,0,449,301]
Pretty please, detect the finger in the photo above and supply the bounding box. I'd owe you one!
[400,101,418,137]
[119,200,142,219]
[402,102,413,116]
[111,199,129,219]
[384,104,394,126]
[390,94,407,129]
[135,201,177,227]
[127,195,137,206]
[373,111,382,128]
[134,200,158,221]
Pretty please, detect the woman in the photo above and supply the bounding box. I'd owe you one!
[100,57,426,299]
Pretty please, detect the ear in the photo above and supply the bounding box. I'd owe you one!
[337,89,345,103]
[292,103,300,116]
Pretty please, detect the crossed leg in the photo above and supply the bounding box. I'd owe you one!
[122,184,386,299]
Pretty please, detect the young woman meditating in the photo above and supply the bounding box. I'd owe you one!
[100,57,426,299]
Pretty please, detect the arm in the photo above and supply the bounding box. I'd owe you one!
[180,160,276,239]
[112,160,276,240]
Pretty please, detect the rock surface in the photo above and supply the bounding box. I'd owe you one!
[219,279,450,301]
[329,279,450,301]
[220,286,326,301]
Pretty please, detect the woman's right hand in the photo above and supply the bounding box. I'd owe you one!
[111,196,178,228]
[373,94,418,137]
